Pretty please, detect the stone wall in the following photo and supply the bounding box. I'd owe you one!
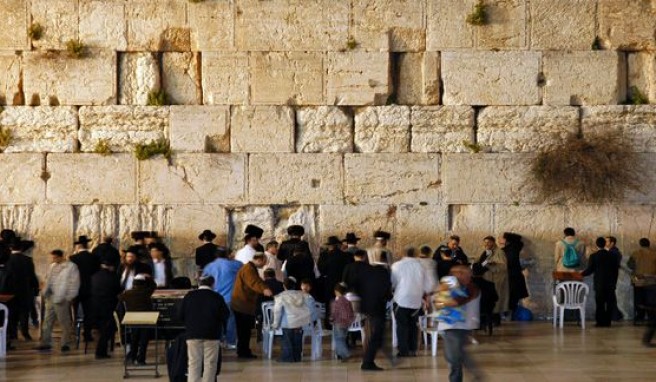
[2,0,656,319]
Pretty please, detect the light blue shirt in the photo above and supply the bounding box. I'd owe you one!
[202,257,242,303]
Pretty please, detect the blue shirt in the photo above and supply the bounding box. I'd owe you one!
[202,258,242,303]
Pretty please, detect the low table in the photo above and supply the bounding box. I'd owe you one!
[122,312,160,379]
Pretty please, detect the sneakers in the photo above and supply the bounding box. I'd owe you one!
[361,363,384,371]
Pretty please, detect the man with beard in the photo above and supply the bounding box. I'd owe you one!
[277,225,312,263]
[235,225,264,264]
[119,246,152,290]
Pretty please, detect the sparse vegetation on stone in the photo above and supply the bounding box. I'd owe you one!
[346,36,358,50]
[28,23,43,40]
[462,140,482,153]
[147,90,169,106]
[466,1,487,26]
[66,39,87,58]
[135,138,172,161]
[188,0,206,3]
[0,127,12,152]
[93,139,112,156]
[591,36,603,50]
[628,86,649,105]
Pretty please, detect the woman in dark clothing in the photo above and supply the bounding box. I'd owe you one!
[500,232,529,315]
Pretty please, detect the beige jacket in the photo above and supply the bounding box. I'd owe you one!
[480,247,509,313]
[554,237,587,272]
[44,261,80,304]
[629,248,656,276]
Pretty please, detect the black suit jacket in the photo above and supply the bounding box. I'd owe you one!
[119,262,152,290]
[92,243,120,270]
[582,249,621,290]
[318,249,353,299]
[6,252,39,309]
[90,268,121,322]
[434,245,469,279]
[278,238,312,262]
[359,265,392,317]
[195,243,218,269]
[70,250,100,298]
[342,261,370,295]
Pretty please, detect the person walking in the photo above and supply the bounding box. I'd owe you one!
[359,251,392,371]
[581,237,622,327]
[70,235,100,342]
[90,259,121,359]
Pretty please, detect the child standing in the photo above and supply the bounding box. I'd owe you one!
[331,283,355,361]
[273,277,313,362]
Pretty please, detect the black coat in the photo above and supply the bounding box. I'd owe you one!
[582,249,622,291]
[6,253,38,309]
[146,258,174,289]
[318,249,353,300]
[195,243,218,269]
[118,278,157,312]
[342,261,370,295]
[359,265,391,317]
[285,254,316,286]
[179,288,229,340]
[472,277,499,316]
[433,245,469,279]
[90,268,121,323]
[119,262,153,290]
[70,250,100,298]
[278,238,312,263]
[92,243,121,270]
[503,241,529,305]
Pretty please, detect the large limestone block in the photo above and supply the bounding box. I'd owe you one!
[231,106,294,153]
[618,205,656,250]
[598,0,656,51]
[249,154,343,204]
[188,0,234,51]
[126,0,189,51]
[426,0,475,49]
[529,0,595,50]
[119,53,161,106]
[449,204,494,260]
[326,52,391,106]
[169,106,229,153]
[442,52,540,106]
[78,106,169,152]
[477,0,527,49]
[74,205,120,246]
[396,204,448,253]
[47,154,137,204]
[354,106,410,153]
[397,52,440,105]
[344,153,440,204]
[581,106,656,152]
[79,0,127,50]
[0,0,28,50]
[443,153,537,204]
[202,52,249,105]
[0,206,32,236]
[318,204,395,252]
[0,153,45,204]
[23,50,117,106]
[628,53,656,104]
[31,205,74,274]
[31,0,78,50]
[139,154,247,204]
[296,106,353,153]
[352,0,426,52]
[410,106,475,153]
[0,54,22,106]
[477,106,580,152]
[118,205,171,246]
[566,205,616,248]
[170,205,227,257]
[235,0,349,51]
[543,52,626,106]
[162,52,202,105]
[0,107,78,153]
[251,52,323,105]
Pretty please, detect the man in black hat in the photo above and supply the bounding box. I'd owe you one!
[278,225,312,263]
[70,235,100,342]
[92,237,120,271]
[318,236,353,324]
[196,229,219,271]
[343,232,362,258]
[130,231,150,263]
[235,225,264,264]
[120,246,152,290]
[367,230,392,267]
[6,238,39,345]
[0,229,16,243]
[90,258,121,359]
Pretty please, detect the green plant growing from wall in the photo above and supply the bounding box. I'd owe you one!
[0,127,12,152]
[66,39,87,58]
[28,23,43,40]
[147,90,169,106]
[188,0,206,3]
[93,139,112,156]
[346,36,358,50]
[466,1,487,26]
[135,138,172,161]
[462,140,482,153]
[628,86,649,105]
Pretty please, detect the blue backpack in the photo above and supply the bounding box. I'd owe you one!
[512,304,533,321]
[562,239,580,269]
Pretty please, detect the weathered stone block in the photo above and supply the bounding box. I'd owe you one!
[581,106,656,152]
[0,206,32,237]
[23,50,117,106]
[74,205,120,246]
[543,51,626,105]
[251,52,323,105]
[202,52,249,105]
[31,205,74,273]
[352,0,426,52]
[231,106,294,153]
[170,205,227,257]
[477,0,527,49]
[396,204,448,253]
[78,106,169,152]
[397,52,440,105]
[119,53,161,106]
[477,106,580,152]
[296,106,353,153]
[126,0,189,51]
[31,0,78,50]
[162,52,202,105]
[249,154,343,204]
[354,106,410,153]
[529,0,595,50]
[426,0,474,49]
[449,204,494,259]
[139,154,247,204]
[598,0,656,51]
[318,204,394,252]
[118,205,171,246]
[0,53,22,106]
[442,52,540,106]
[566,205,615,247]
[169,106,229,153]
[326,52,391,106]
[0,0,28,50]
[619,154,656,203]
[0,107,78,153]
[0,153,45,204]
[47,154,137,204]
[628,53,656,104]
[618,205,656,249]
[188,0,234,51]
[79,0,127,50]
[344,153,440,204]
[235,0,349,51]
[443,154,537,204]
[410,106,475,153]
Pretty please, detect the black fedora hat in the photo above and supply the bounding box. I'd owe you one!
[198,229,217,241]
[325,236,342,246]
[373,230,391,240]
[287,225,305,236]
[131,231,147,241]
[244,224,264,239]
[343,232,361,244]
[0,229,16,242]
[74,235,92,245]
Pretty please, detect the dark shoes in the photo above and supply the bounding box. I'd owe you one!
[396,352,417,358]
[361,363,384,371]
[35,344,52,351]
[238,353,258,359]
[61,345,71,353]
[95,354,111,360]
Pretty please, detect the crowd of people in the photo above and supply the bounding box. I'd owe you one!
[0,224,655,382]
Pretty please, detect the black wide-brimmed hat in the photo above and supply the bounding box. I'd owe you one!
[325,236,342,246]
[198,230,217,241]
[373,230,391,240]
[131,231,147,241]
[343,232,361,244]
[244,224,264,239]
[74,235,92,245]
[0,229,16,242]
[287,225,305,236]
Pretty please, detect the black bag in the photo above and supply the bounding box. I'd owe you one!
[166,333,222,382]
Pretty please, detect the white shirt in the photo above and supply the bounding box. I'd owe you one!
[418,257,438,292]
[391,257,431,309]
[121,269,135,290]
[153,259,167,287]
[259,251,282,280]
[235,245,256,264]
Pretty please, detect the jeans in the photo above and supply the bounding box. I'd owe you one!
[233,311,255,357]
[40,298,73,348]
[224,308,236,346]
[280,328,303,362]
[394,305,420,355]
[333,325,350,359]
[441,329,483,382]
[362,314,385,365]
[187,339,220,382]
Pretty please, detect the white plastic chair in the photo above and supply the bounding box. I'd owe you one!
[552,281,589,329]
[388,301,397,349]
[261,302,282,359]
[418,315,439,356]
[0,304,8,358]
[302,318,330,360]
[347,313,366,346]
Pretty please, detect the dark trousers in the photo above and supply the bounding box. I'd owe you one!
[362,314,385,365]
[394,305,419,355]
[280,328,303,362]
[595,287,616,327]
[643,314,656,345]
[441,329,482,382]
[74,295,94,341]
[95,317,116,357]
[234,310,255,357]
[635,286,649,322]
[128,328,150,362]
